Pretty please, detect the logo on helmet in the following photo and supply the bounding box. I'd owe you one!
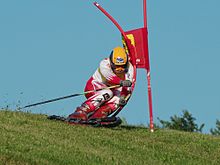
[116,57,124,64]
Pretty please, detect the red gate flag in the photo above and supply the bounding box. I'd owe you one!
[94,1,154,132]
[124,28,150,71]
[122,27,154,132]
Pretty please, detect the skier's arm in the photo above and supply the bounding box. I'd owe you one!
[118,93,131,106]
[119,64,135,105]
[98,60,122,85]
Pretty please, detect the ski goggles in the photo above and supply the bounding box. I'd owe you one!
[113,65,127,73]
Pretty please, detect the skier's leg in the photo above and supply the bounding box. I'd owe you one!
[67,91,113,121]
[67,79,113,122]
[89,95,122,119]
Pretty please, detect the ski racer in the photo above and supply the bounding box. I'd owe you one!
[67,46,135,125]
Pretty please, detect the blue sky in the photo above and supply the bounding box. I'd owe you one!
[0,0,219,133]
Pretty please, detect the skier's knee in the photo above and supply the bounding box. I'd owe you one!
[101,89,113,101]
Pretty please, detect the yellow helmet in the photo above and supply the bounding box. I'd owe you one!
[109,47,129,73]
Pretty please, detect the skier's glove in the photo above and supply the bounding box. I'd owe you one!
[120,80,132,87]
[119,96,127,106]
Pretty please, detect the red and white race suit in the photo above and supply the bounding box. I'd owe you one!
[76,58,135,119]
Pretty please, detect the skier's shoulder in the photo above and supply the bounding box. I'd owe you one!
[100,58,111,68]
[100,58,110,64]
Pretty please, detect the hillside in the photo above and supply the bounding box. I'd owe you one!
[0,110,220,165]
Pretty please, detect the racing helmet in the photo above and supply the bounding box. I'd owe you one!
[109,47,129,74]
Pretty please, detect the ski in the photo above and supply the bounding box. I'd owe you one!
[47,115,122,128]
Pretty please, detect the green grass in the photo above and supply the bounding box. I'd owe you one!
[0,110,220,165]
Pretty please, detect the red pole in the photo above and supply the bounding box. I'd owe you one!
[93,2,128,41]
[143,0,147,28]
[143,0,154,132]
[147,71,154,132]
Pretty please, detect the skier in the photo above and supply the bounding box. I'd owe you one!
[67,46,135,125]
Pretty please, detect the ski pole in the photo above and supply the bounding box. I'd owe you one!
[21,84,121,109]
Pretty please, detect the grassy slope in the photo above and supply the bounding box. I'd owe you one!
[0,110,220,165]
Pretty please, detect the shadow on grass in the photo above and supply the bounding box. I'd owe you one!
[112,125,149,131]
